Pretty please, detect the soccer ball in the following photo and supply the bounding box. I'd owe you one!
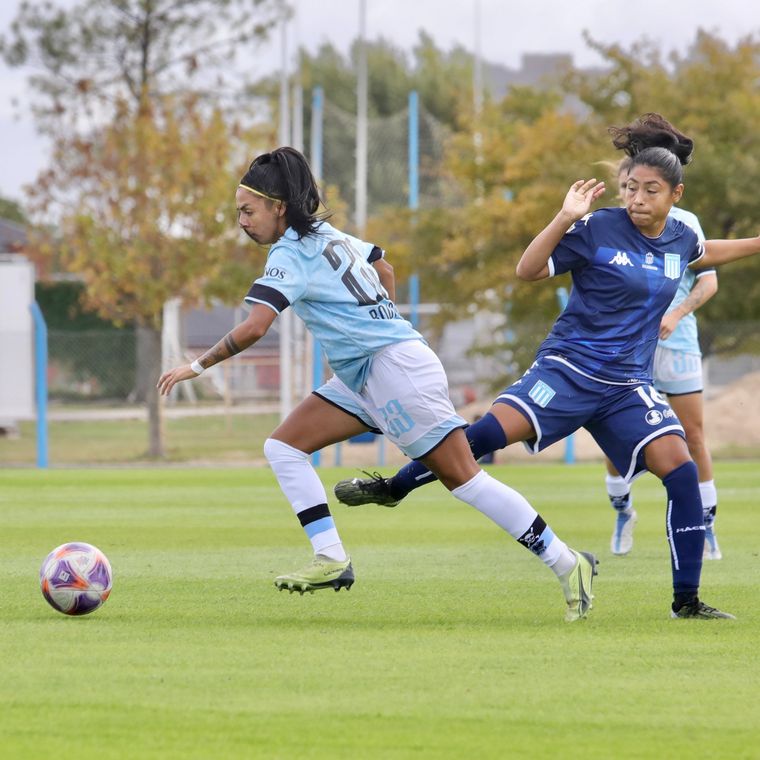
[39,542,113,616]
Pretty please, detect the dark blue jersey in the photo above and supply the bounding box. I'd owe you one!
[537,207,704,383]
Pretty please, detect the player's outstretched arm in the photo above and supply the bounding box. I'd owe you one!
[659,271,718,340]
[516,179,605,281]
[696,236,760,269]
[157,303,278,396]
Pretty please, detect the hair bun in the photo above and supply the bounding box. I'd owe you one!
[609,113,693,165]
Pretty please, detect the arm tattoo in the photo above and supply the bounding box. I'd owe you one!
[224,334,242,356]
[197,331,244,369]
[679,276,716,316]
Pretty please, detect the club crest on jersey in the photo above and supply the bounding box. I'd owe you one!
[641,251,658,271]
[664,253,681,280]
[528,380,556,408]
[608,250,634,267]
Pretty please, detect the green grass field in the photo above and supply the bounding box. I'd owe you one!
[2,462,759,759]
[0,412,281,465]
[2,412,758,465]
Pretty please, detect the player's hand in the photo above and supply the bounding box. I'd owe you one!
[659,309,683,340]
[157,365,199,396]
[562,179,606,220]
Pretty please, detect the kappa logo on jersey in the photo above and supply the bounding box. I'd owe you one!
[608,250,634,267]
[528,380,556,408]
[664,253,681,280]
[566,212,593,234]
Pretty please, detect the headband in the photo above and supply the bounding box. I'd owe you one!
[238,183,281,203]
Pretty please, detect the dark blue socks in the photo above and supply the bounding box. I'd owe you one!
[663,460,704,598]
[388,412,508,500]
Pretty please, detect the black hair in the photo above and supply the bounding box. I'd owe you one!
[240,146,329,238]
[617,155,633,177]
[608,113,693,188]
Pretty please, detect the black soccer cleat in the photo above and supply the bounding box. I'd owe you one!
[334,471,400,507]
[671,599,736,620]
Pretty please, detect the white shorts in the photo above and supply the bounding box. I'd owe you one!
[653,345,703,395]
[315,340,466,459]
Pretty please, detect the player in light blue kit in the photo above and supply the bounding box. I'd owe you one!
[158,146,597,622]
[605,158,721,558]
[335,114,760,619]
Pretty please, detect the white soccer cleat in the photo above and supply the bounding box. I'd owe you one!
[703,526,722,560]
[610,508,637,556]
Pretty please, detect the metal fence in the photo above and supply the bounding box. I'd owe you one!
[45,319,760,407]
[48,330,137,401]
[320,97,454,219]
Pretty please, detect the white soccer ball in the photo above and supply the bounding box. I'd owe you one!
[39,542,113,616]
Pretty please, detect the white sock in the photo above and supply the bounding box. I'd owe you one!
[319,543,347,562]
[605,473,629,498]
[263,438,346,560]
[699,479,718,524]
[451,470,575,575]
[606,473,632,512]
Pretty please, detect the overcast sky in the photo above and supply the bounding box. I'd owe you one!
[0,0,756,203]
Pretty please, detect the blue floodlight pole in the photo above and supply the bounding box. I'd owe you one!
[311,86,325,466]
[30,301,48,468]
[408,90,420,328]
[555,287,575,465]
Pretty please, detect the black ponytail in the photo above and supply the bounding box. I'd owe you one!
[240,146,330,238]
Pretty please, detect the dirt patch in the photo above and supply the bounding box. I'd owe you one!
[704,370,760,449]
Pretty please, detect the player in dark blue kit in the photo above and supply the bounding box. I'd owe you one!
[335,113,760,619]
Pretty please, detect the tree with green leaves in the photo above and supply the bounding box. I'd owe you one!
[369,31,760,388]
[0,195,28,225]
[1,0,286,456]
[566,30,760,352]
[251,32,473,228]
[2,0,286,131]
[366,90,606,385]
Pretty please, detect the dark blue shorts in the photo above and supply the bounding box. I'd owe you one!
[495,355,685,481]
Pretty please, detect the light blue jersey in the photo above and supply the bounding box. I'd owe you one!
[660,207,716,355]
[245,222,422,392]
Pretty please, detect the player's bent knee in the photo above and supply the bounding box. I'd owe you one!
[437,468,483,492]
[422,453,480,491]
[421,432,480,490]
[643,434,692,479]
[263,437,307,464]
